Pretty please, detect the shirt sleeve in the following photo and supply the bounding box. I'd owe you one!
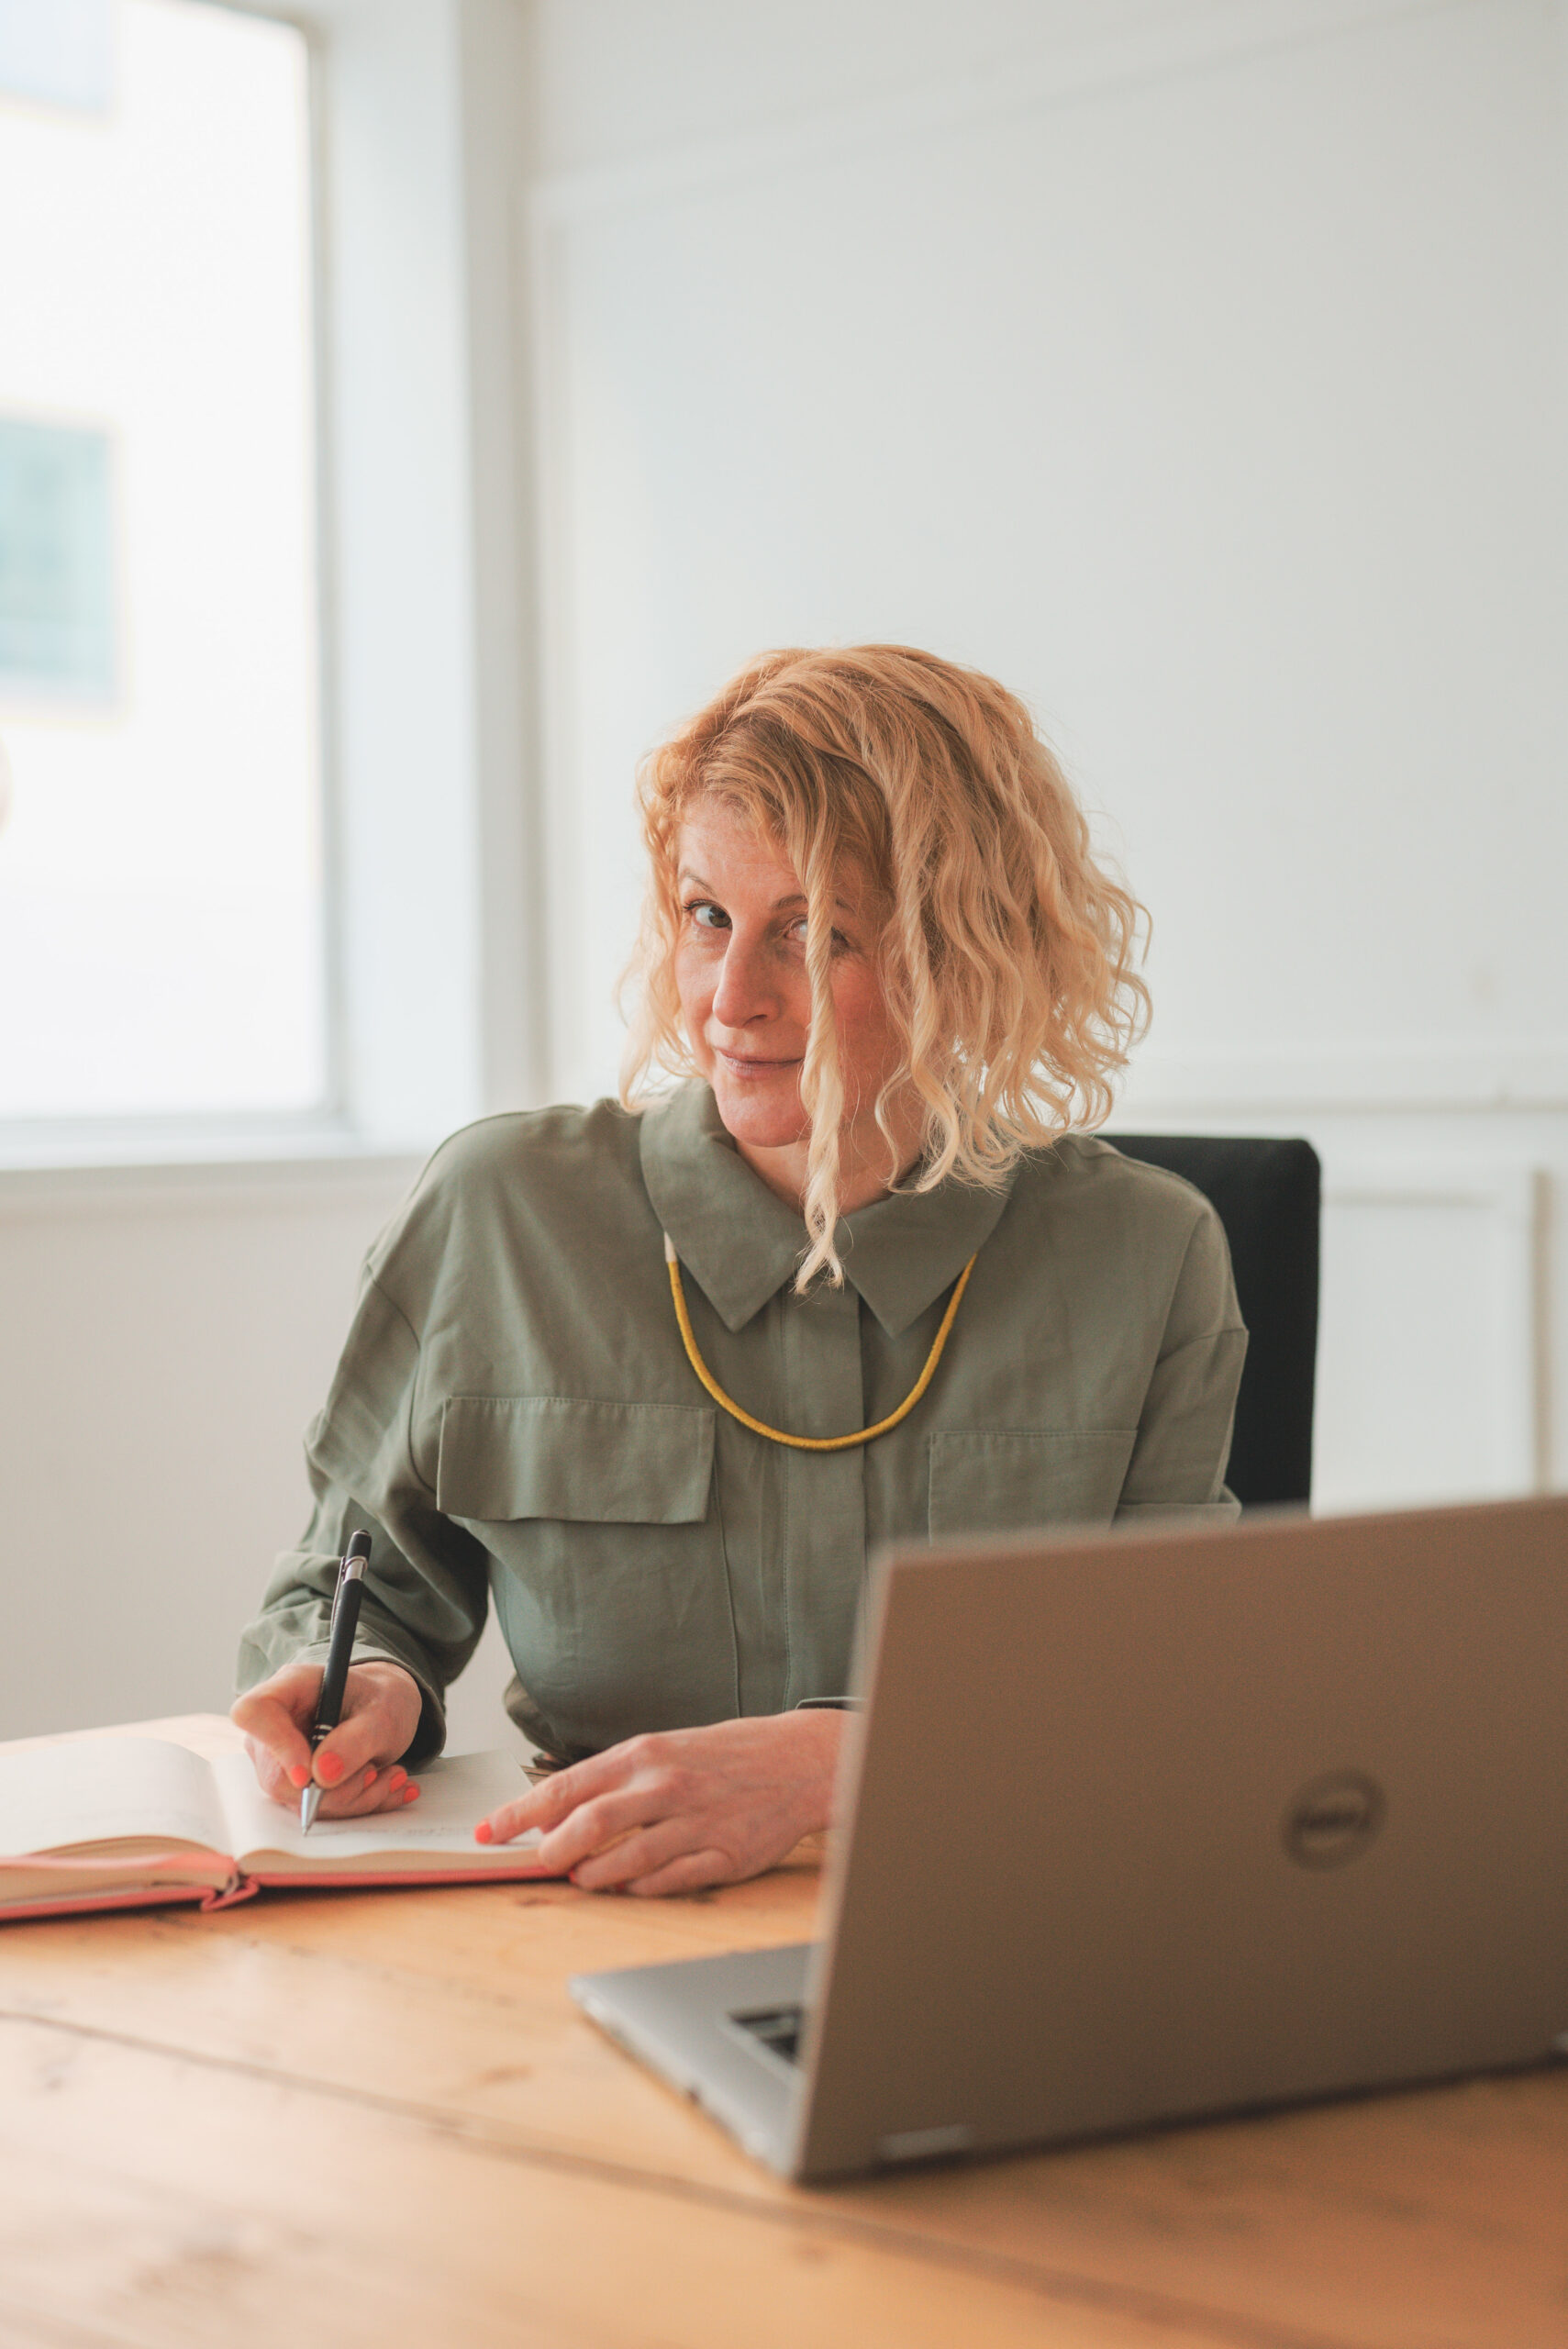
[1114,1199,1249,1528]
[233,1265,491,1764]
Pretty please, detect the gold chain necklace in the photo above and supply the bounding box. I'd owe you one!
[662,1232,976,1452]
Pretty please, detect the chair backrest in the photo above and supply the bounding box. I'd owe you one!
[1106,1135,1320,1509]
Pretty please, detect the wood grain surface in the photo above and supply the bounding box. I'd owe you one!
[1,1719,1563,2349]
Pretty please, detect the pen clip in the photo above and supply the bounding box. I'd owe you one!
[330,1530,372,1606]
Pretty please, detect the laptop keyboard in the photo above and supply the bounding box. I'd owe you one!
[729,2002,806,2064]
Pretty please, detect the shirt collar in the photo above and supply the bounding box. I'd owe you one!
[639,1081,1019,1338]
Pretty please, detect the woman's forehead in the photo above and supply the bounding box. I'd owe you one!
[673,799,877,916]
[675,796,795,876]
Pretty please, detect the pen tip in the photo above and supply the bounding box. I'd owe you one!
[300,1784,321,1836]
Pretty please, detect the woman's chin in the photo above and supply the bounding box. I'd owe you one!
[707,1080,807,1154]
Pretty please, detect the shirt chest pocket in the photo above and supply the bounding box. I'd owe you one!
[437,1394,717,1522]
[436,1395,737,1751]
[928,1428,1138,1539]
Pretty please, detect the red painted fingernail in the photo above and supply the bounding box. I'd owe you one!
[317,1752,344,1786]
[402,1785,420,1803]
[387,1768,406,1792]
[474,1820,493,1843]
[287,1765,310,1788]
[363,1767,377,1788]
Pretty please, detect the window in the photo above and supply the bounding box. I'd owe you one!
[0,0,326,1124]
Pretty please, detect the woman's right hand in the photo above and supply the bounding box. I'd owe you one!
[231,1659,425,1820]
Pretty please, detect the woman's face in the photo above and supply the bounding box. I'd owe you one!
[673,798,917,1206]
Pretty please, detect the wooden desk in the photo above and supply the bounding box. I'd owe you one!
[1,1719,1563,2349]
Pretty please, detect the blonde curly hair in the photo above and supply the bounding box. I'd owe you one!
[620,644,1150,1289]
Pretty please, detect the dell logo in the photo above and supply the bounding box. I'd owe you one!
[1283,1771,1386,1868]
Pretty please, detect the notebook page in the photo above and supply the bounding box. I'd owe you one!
[0,1737,230,1860]
[214,1747,546,1871]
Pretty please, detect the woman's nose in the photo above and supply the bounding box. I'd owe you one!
[710,935,777,1029]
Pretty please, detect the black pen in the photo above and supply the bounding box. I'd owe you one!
[301,1529,372,1834]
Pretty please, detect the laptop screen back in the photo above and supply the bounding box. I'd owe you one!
[789,1496,1568,2179]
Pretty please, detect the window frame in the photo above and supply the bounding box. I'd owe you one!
[0,0,541,1174]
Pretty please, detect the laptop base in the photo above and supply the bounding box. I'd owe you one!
[571,1942,812,2174]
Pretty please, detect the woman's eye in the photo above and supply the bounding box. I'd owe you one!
[785,917,850,952]
[685,899,728,931]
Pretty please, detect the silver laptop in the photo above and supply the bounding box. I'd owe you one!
[571,1496,1568,2181]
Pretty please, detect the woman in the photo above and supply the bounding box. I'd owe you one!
[234,645,1245,1894]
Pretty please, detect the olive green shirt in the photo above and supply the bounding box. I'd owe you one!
[238,1084,1246,1761]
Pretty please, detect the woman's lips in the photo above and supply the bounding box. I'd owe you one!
[715,1049,799,1075]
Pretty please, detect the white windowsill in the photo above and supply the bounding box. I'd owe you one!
[0,1116,429,1210]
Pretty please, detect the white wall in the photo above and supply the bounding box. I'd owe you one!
[528,0,1568,1513]
[0,1161,406,1738]
[3,0,1563,1745]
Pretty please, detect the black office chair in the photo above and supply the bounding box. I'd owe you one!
[1106,1135,1320,1510]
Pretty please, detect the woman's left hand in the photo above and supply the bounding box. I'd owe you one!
[475,1709,847,1896]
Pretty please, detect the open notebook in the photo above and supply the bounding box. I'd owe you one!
[0,1736,556,1920]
